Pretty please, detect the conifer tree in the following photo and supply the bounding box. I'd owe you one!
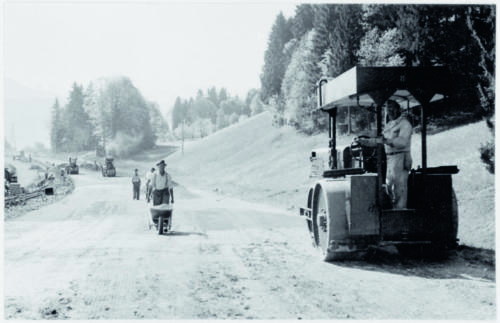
[50,98,63,152]
[260,12,293,102]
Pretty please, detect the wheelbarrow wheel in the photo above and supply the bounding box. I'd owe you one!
[157,215,164,235]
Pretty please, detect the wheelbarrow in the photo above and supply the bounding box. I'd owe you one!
[147,203,173,235]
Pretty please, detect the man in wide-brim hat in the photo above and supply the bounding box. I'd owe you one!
[151,160,174,206]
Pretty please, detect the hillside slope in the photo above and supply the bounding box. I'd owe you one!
[167,112,495,250]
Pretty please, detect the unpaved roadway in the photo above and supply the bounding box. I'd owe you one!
[4,170,496,319]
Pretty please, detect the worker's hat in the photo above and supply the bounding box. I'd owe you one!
[156,160,167,166]
[386,99,401,109]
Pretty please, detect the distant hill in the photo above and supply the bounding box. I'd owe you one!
[167,111,495,250]
[4,78,55,150]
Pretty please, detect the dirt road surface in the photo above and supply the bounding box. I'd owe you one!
[4,170,496,319]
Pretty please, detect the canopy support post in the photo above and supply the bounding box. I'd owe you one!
[328,109,337,169]
[367,89,394,212]
[421,103,427,171]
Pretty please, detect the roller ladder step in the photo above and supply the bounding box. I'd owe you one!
[299,207,312,220]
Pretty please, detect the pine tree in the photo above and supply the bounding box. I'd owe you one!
[327,5,363,77]
[83,82,103,154]
[312,4,331,68]
[291,4,314,39]
[260,12,293,102]
[64,82,94,151]
[171,97,183,130]
[207,86,219,108]
[50,98,63,152]
[218,88,228,105]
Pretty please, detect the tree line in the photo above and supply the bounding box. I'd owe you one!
[170,87,265,139]
[50,77,170,157]
[260,4,495,135]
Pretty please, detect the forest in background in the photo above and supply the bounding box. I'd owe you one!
[260,4,495,134]
[170,87,265,139]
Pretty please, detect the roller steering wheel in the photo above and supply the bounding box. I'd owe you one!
[351,135,378,164]
[350,135,370,161]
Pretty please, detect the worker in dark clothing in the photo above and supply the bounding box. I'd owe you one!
[132,168,141,200]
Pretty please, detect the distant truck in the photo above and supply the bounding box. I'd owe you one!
[66,157,79,175]
[101,158,116,177]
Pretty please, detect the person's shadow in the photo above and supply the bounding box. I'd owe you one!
[164,231,207,237]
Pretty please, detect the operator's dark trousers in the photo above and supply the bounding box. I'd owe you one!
[153,188,170,206]
[133,183,140,200]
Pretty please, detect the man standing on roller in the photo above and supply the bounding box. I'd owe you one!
[356,100,412,209]
[151,160,174,206]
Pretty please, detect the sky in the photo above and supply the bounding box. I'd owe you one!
[4,1,297,114]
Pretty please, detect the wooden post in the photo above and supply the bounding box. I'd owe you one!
[347,106,351,134]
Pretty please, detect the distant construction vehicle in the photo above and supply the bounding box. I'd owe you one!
[66,157,79,175]
[101,158,116,177]
[4,166,23,195]
[12,150,27,162]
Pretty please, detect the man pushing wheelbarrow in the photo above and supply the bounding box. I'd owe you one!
[147,160,174,235]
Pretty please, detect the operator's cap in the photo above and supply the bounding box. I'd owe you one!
[156,160,167,166]
[386,99,401,109]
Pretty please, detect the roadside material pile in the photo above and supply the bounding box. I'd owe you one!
[4,164,75,219]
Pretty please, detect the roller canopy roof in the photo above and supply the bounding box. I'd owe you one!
[318,66,453,111]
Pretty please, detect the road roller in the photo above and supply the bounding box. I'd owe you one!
[300,66,459,260]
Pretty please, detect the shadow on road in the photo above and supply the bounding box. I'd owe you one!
[165,231,208,237]
[330,245,495,282]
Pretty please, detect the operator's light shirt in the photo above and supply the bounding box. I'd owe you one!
[383,115,412,154]
[153,172,172,190]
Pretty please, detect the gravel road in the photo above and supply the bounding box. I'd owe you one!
[4,170,496,319]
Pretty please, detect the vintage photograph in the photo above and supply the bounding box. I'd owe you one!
[3,1,496,320]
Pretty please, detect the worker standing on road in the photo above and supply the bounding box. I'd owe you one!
[151,160,174,206]
[356,100,412,208]
[145,167,155,203]
[132,169,141,200]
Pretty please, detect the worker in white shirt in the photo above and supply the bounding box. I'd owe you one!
[151,160,174,206]
[145,167,155,203]
[356,100,412,208]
